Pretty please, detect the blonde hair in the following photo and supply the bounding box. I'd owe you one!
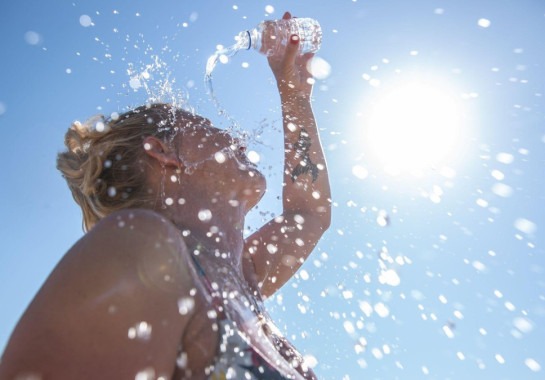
[57,103,188,232]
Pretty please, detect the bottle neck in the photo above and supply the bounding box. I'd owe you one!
[247,28,261,51]
[244,30,252,50]
[236,30,253,51]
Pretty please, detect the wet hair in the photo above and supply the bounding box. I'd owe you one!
[57,103,189,232]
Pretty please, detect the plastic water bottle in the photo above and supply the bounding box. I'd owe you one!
[204,17,322,122]
[239,18,322,57]
[206,17,322,79]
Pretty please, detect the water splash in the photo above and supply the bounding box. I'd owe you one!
[127,55,189,112]
[204,34,250,137]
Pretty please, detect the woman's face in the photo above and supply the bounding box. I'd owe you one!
[173,114,266,205]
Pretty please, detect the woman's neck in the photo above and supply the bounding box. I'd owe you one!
[155,198,248,269]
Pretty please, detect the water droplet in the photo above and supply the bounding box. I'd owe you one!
[176,352,188,368]
[79,14,93,27]
[300,269,309,280]
[372,348,383,359]
[376,211,390,227]
[308,56,331,80]
[303,354,318,368]
[281,254,297,266]
[107,187,117,197]
[477,18,491,28]
[129,77,142,90]
[513,316,534,333]
[342,290,353,299]
[264,5,275,14]
[443,324,455,338]
[178,297,195,315]
[352,165,368,180]
[374,302,389,317]
[135,367,155,380]
[214,151,226,163]
[491,169,505,180]
[496,152,514,164]
[505,301,516,311]
[476,198,488,208]
[495,354,505,364]
[514,218,537,235]
[247,150,260,163]
[343,320,355,334]
[378,269,400,286]
[359,301,373,317]
[24,31,42,45]
[128,321,152,340]
[472,260,486,272]
[492,183,513,198]
[525,358,541,372]
[198,209,212,222]
[266,243,278,254]
[95,121,105,132]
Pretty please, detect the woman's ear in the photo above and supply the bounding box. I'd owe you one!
[142,136,182,168]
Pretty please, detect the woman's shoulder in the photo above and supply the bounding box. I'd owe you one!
[77,208,189,280]
[82,208,181,250]
[90,208,181,239]
[0,209,200,378]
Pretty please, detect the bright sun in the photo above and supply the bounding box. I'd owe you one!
[366,81,465,175]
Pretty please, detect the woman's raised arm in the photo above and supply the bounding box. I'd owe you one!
[244,12,331,298]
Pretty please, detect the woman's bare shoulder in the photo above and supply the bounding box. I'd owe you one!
[90,208,183,241]
[79,209,184,259]
[0,209,198,379]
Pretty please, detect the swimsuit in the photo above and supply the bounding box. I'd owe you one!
[189,254,315,380]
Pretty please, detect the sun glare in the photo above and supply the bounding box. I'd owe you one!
[366,81,465,176]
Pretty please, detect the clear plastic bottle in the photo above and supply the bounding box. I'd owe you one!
[204,17,322,118]
[238,18,322,57]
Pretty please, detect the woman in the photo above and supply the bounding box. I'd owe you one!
[0,12,330,380]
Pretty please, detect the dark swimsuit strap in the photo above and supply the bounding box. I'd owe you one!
[190,253,227,318]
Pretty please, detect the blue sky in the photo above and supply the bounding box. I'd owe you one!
[1,0,544,378]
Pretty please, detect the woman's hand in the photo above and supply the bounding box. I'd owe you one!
[267,12,315,100]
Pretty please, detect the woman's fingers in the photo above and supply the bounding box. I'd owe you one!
[283,34,300,69]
